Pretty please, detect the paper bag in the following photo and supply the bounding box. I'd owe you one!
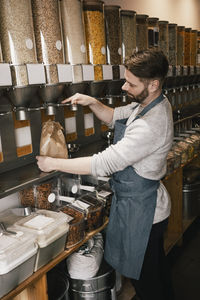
[40,120,68,158]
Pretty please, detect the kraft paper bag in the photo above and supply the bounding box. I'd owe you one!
[40,120,68,158]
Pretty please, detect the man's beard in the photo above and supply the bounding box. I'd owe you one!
[127,86,149,104]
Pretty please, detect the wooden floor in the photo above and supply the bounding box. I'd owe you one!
[117,277,136,300]
[117,217,200,300]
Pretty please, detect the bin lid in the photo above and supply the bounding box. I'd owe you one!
[0,229,37,274]
[14,210,70,248]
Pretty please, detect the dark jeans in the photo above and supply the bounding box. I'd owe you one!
[131,218,175,300]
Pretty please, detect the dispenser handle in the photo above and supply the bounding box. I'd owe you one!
[79,184,95,192]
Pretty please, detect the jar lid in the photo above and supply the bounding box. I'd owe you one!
[136,14,149,19]
[120,9,136,16]
[185,27,192,31]
[158,20,169,24]
[104,5,121,10]
[169,23,177,27]
[178,26,185,30]
[83,0,104,5]
[148,17,159,22]
[191,29,197,33]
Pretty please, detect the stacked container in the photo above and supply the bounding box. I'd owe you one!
[191,30,197,66]
[104,5,122,79]
[147,17,159,48]
[0,0,37,86]
[177,26,185,66]
[14,209,69,271]
[0,229,38,298]
[168,23,177,66]
[83,0,106,81]
[184,28,192,66]
[136,14,149,51]
[158,21,169,59]
[120,10,136,62]
[31,0,64,84]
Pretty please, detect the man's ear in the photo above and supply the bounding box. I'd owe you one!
[148,79,160,93]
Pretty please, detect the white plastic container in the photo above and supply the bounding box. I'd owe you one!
[0,229,38,298]
[14,210,69,271]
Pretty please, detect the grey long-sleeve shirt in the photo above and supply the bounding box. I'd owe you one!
[91,96,174,223]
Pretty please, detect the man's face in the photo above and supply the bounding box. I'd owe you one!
[122,69,149,104]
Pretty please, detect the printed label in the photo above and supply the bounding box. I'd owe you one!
[80,44,86,53]
[56,40,62,51]
[26,38,33,50]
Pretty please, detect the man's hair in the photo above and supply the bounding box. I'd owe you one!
[124,48,169,86]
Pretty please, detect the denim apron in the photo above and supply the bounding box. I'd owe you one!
[104,94,164,279]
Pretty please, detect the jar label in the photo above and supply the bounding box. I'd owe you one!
[118,47,122,56]
[56,40,62,51]
[197,53,200,64]
[80,44,86,53]
[26,38,33,50]
[101,46,106,55]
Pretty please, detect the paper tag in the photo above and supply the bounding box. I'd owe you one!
[72,200,90,210]
[98,190,112,198]
[24,215,54,230]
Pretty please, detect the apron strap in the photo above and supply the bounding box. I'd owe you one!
[133,93,165,121]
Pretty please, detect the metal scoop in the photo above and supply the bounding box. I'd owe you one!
[0,222,16,235]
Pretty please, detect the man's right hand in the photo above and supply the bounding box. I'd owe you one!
[62,93,97,107]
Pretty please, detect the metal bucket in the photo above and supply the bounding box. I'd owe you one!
[47,267,70,300]
[183,180,200,219]
[68,260,116,300]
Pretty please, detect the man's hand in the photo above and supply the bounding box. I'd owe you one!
[62,93,97,107]
[36,156,56,173]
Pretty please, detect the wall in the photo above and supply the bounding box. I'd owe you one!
[0,193,20,212]
[104,0,200,30]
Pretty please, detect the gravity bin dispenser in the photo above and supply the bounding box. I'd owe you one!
[0,63,48,173]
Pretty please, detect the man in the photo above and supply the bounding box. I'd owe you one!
[36,49,174,300]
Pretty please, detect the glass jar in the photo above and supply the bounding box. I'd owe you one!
[191,30,197,66]
[104,5,122,67]
[158,21,169,59]
[83,0,106,80]
[120,10,136,62]
[168,23,177,66]
[147,17,159,48]
[197,31,200,66]
[184,28,191,66]
[0,0,37,86]
[177,26,185,66]
[60,0,87,65]
[31,0,64,84]
[136,14,148,51]
[0,43,3,62]
[19,181,55,210]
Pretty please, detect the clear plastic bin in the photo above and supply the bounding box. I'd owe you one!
[14,210,69,271]
[0,229,38,298]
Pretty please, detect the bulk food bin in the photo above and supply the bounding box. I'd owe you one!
[14,210,70,271]
[0,229,38,298]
